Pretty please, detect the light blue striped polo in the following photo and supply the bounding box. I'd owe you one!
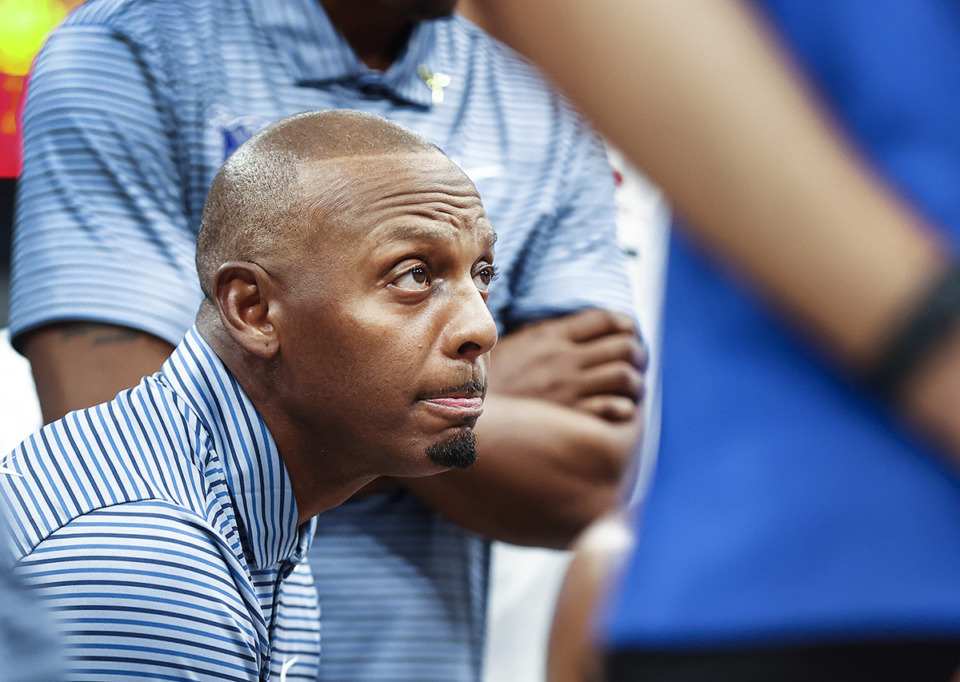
[10,1,635,679]
[1,327,321,681]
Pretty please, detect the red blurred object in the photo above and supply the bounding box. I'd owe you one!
[0,0,86,178]
[0,73,24,178]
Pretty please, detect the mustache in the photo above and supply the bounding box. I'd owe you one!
[417,378,487,400]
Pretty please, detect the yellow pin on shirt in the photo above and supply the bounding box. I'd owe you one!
[419,66,452,104]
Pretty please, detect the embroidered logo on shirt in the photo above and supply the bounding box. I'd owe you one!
[418,66,452,105]
[209,106,270,161]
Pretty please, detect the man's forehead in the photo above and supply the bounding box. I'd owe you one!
[302,149,454,174]
[302,151,473,190]
[300,151,484,220]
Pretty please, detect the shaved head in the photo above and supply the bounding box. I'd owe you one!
[196,109,441,298]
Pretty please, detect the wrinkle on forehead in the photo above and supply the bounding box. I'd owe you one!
[303,152,477,194]
[370,219,497,251]
[298,151,486,236]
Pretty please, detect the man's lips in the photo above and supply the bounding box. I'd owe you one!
[417,379,486,417]
[422,396,484,411]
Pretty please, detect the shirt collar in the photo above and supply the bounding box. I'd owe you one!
[248,0,442,108]
[161,326,317,570]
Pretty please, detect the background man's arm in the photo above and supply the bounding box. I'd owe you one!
[404,308,645,549]
[12,24,200,425]
[23,323,174,424]
[404,394,641,549]
[461,0,960,462]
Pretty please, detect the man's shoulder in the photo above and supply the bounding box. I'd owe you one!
[442,15,588,133]
[58,0,218,46]
[63,0,187,27]
[0,379,211,561]
[8,498,260,679]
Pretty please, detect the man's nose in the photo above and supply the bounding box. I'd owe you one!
[446,284,498,361]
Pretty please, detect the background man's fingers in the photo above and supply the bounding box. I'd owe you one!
[562,308,637,343]
[576,363,645,403]
[576,395,638,423]
[578,332,648,370]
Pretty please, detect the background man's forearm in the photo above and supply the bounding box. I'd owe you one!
[402,393,641,548]
[23,323,174,423]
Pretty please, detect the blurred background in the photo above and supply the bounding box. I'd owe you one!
[0,0,87,327]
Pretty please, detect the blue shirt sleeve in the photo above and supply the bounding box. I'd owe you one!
[10,24,202,348]
[504,113,636,328]
[14,503,262,680]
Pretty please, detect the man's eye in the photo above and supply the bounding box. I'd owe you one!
[474,264,499,291]
[394,266,432,290]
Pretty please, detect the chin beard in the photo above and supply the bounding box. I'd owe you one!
[427,429,477,469]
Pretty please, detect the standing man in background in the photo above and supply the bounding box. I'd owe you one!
[10,0,643,679]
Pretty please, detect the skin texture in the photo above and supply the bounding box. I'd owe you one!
[459,0,945,374]
[198,111,499,522]
[239,152,497,484]
[23,324,175,425]
[487,309,644,422]
[459,0,960,470]
[402,308,644,547]
[546,512,635,682]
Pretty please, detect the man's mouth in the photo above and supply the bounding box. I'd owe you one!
[423,396,484,410]
[417,379,486,417]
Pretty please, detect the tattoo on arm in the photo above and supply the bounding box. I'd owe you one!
[60,323,144,346]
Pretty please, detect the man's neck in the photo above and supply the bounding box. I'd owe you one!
[320,0,416,71]
[200,320,377,526]
[267,416,381,525]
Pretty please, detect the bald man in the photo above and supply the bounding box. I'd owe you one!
[0,109,498,682]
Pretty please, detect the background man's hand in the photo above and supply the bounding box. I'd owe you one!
[490,308,646,422]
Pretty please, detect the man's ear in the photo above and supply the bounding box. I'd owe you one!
[212,261,279,359]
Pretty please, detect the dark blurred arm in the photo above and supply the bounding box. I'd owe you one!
[546,511,635,682]
[22,323,174,424]
[461,0,960,461]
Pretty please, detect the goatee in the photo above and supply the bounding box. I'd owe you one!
[427,429,478,469]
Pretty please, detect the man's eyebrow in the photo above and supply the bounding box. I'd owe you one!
[477,228,497,254]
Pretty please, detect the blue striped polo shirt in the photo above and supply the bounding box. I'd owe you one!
[10,1,635,679]
[1,327,321,681]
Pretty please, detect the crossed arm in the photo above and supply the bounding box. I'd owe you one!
[23,307,644,549]
[405,308,644,548]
